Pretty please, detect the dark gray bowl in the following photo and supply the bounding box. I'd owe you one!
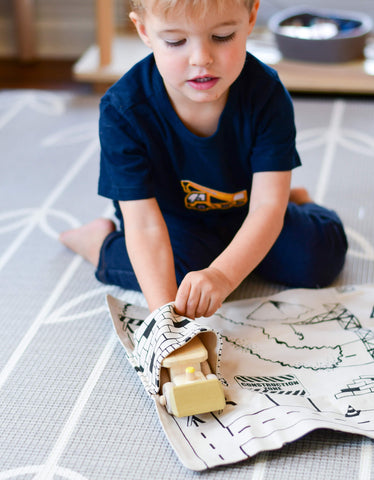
[268,7,373,63]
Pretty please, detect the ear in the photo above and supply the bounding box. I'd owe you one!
[129,12,152,48]
[247,0,260,36]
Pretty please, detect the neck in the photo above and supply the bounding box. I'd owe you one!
[167,90,229,138]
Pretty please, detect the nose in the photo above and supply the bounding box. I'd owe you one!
[189,41,213,67]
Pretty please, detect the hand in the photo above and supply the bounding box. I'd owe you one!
[174,267,233,319]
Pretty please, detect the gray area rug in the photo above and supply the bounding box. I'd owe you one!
[0,89,373,479]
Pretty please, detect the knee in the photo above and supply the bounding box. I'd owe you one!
[303,210,348,287]
[257,209,348,288]
[292,231,348,288]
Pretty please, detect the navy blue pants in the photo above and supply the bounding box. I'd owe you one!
[95,202,348,291]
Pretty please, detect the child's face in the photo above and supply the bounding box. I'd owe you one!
[131,1,259,111]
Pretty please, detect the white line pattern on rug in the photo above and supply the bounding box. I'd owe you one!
[34,333,118,480]
[315,99,345,205]
[0,138,99,273]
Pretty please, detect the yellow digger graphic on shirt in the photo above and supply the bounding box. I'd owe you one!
[181,180,248,211]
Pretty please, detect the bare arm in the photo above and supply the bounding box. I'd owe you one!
[119,198,178,312]
[175,171,291,318]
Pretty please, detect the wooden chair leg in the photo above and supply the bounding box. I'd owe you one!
[13,0,36,61]
[96,0,114,67]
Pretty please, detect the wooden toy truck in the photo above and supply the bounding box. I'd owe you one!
[159,336,226,417]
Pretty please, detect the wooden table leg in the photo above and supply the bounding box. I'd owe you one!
[96,0,114,67]
[13,0,36,61]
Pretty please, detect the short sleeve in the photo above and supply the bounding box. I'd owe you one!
[250,79,301,173]
[98,99,155,201]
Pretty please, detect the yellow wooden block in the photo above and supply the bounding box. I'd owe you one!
[162,336,208,369]
[167,378,226,418]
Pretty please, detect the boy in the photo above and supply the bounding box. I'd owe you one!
[60,0,347,319]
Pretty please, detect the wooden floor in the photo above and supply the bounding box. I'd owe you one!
[0,58,92,92]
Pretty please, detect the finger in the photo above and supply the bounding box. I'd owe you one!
[204,296,222,318]
[174,279,191,316]
[194,294,211,318]
[185,288,201,319]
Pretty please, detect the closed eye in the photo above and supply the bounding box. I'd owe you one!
[212,32,236,43]
[165,39,186,47]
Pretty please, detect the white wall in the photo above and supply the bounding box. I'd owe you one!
[0,0,373,58]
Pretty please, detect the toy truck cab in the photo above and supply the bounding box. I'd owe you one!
[159,336,226,417]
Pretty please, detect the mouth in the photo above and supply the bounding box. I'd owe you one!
[192,76,216,83]
[187,75,219,90]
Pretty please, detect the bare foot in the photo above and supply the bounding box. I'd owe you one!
[59,218,116,267]
[289,187,313,205]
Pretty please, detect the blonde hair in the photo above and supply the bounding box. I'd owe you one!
[130,0,256,18]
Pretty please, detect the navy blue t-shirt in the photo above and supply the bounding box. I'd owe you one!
[98,52,300,234]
